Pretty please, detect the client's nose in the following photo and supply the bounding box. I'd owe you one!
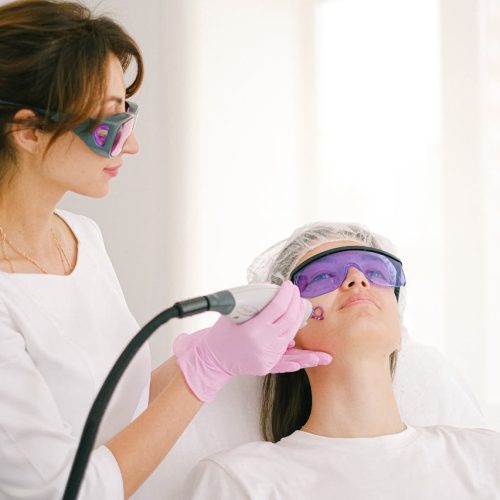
[341,266,370,290]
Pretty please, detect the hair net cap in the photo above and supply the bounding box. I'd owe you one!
[247,221,407,325]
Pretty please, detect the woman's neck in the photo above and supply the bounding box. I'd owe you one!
[0,171,61,251]
[303,356,405,438]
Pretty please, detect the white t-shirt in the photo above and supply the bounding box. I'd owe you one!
[0,210,151,500]
[183,425,500,500]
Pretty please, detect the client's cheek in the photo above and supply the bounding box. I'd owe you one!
[295,305,329,347]
[294,320,322,348]
[308,294,336,322]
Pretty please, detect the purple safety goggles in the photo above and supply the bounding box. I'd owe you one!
[290,246,406,300]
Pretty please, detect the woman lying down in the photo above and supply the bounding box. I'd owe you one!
[182,222,500,500]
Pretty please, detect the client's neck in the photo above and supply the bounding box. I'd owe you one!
[303,356,405,438]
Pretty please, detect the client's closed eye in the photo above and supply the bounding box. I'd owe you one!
[312,272,336,283]
[365,270,386,280]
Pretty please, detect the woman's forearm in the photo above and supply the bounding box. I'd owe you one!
[149,355,179,402]
[106,365,203,498]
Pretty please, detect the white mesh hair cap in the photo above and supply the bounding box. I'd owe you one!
[247,221,407,323]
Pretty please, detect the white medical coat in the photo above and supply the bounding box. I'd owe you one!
[0,210,151,499]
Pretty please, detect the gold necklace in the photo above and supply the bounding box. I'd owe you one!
[51,228,72,274]
[0,224,71,275]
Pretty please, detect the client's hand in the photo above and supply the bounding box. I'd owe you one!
[173,280,332,402]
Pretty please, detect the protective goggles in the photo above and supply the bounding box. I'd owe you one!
[0,99,138,158]
[290,246,406,300]
[72,101,138,158]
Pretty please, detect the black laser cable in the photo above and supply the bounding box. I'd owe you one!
[62,290,235,500]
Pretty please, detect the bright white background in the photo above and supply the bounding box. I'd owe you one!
[36,0,499,430]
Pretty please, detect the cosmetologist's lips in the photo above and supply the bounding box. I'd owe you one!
[103,164,122,177]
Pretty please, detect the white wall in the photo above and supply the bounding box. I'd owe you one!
[315,0,444,349]
[440,0,486,413]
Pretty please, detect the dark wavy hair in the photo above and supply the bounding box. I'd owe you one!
[0,0,144,183]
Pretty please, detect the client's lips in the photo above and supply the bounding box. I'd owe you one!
[340,294,379,310]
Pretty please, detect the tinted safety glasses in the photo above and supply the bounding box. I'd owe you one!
[290,246,406,300]
[0,99,138,158]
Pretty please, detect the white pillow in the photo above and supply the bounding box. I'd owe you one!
[133,340,485,499]
[393,342,484,427]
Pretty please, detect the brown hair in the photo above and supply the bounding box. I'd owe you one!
[0,0,144,184]
[260,352,398,443]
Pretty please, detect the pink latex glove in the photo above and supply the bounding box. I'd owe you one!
[173,281,332,402]
[270,340,325,373]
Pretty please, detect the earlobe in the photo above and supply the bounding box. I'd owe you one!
[10,109,44,155]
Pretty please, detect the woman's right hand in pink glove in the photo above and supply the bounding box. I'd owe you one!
[173,281,333,402]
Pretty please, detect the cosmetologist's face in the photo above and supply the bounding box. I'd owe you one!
[39,54,139,198]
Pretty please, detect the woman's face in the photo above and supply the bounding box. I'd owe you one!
[36,54,139,198]
[293,240,401,361]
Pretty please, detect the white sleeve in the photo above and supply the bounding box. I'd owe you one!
[0,302,124,500]
[181,459,251,500]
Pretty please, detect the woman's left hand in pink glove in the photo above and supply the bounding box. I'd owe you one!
[270,340,332,373]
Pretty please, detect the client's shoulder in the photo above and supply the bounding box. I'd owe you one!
[419,424,499,438]
[207,439,280,467]
[200,437,296,477]
[202,432,309,476]
[417,424,500,455]
[185,440,286,498]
